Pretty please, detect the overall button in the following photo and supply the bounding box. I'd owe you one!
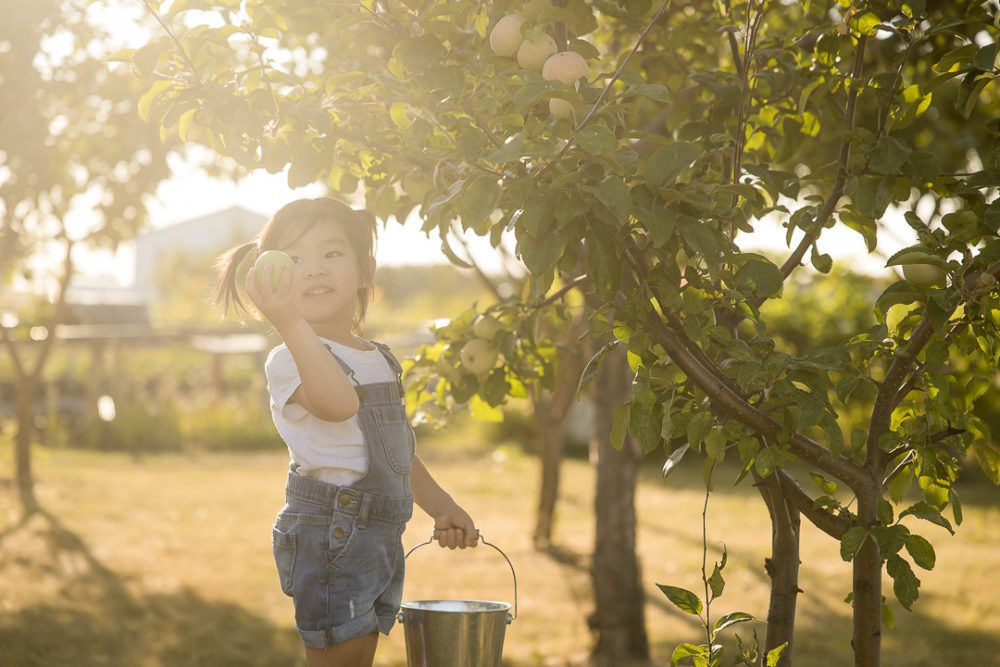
[339,495,357,507]
[333,527,350,539]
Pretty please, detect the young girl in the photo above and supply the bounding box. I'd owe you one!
[216,197,478,667]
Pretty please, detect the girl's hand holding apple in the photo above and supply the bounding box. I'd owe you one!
[246,250,301,332]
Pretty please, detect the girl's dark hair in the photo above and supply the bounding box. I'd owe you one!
[215,197,378,330]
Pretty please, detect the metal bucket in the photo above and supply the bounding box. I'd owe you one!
[398,532,517,667]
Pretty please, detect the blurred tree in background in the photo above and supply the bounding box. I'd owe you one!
[0,0,173,513]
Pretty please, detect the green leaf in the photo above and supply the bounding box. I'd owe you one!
[899,501,954,534]
[904,534,936,570]
[460,176,502,231]
[704,429,726,462]
[766,644,789,667]
[137,79,173,121]
[734,256,784,298]
[629,371,664,453]
[656,584,703,615]
[888,464,913,503]
[389,102,410,129]
[840,526,868,561]
[869,136,912,174]
[686,411,713,452]
[469,394,503,422]
[631,83,672,103]
[106,47,137,63]
[871,524,908,557]
[575,125,618,155]
[611,403,630,450]
[708,562,725,600]
[645,142,704,189]
[753,446,780,477]
[840,209,879,251]
[886,554,921,610]
[671,643,706,666]
[578,340,618,395]
[713,611,754,634]
[809,473,837,495]
[662,443,689,478]
[594,175,632,220]
[852,10,882,35]
[391,34,448,77]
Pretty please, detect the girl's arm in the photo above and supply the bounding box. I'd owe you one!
[247,265,359,422]
[279,318,360,422]
[411,455,478,549]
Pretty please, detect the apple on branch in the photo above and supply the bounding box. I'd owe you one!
[517,32,558,71]
[472,314,505,340]
[489,14,526,58]
[459,338,499,375]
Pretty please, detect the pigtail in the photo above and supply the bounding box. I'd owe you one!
[214,241,259,318]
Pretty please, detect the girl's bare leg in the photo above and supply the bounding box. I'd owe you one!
[304,631,379,667]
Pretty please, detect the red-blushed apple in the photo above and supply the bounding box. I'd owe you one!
[542,51,588,86]
[459,338,499,375]
[254,250,294,290]
[490,14,527,58]
[472,314,504,340]
[517,33,558,71]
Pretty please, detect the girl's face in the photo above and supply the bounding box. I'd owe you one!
[277,219,374,339]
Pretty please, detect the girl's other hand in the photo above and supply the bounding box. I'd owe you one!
[433,506,478,549]
[245,263,300,331]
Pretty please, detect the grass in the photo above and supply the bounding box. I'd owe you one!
[1,435,998,667]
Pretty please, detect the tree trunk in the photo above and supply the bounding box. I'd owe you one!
[14,377,39,516]
[531,336,586,550]
[755,471,800,665]
[532,406,563,550]
[590,344,649,664]
[852,494,882,667]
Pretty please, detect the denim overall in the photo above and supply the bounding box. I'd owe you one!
[271,341,415,649]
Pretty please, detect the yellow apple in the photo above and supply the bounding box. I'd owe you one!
[459,339,499,375]
[254,250,294,290]
[541,51,588,86]
[516,33,558,71]
[490,14,527,58]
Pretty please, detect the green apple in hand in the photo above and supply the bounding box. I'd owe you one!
[254,250,294,290]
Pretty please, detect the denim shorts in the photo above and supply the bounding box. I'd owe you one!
[272,475,412,649]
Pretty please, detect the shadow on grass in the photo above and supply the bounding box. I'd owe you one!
[0,507,304,667]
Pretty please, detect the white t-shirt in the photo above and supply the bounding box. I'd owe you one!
[265,337,396,486]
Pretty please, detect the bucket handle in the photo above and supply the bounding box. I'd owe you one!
[404,530,518,623]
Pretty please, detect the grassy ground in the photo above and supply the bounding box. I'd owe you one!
[1,436,998,667]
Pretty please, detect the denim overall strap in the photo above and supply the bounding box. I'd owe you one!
[322,342,415,503]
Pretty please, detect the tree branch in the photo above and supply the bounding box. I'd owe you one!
[644,312,869,491]
[865,316,937,469]
[774,468,852,539]
[765,35,868,293]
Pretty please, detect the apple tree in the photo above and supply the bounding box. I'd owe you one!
[0,0,173,514]
[119,0,1000,664]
